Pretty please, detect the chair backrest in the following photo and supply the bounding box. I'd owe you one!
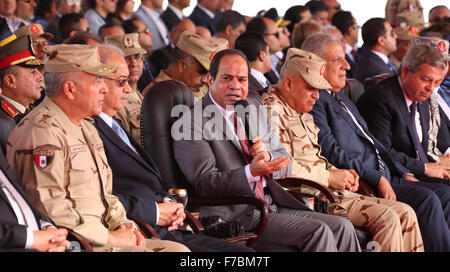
[140,80,195,192]
[363,73,393,90]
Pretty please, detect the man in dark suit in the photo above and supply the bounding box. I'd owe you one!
[357,44,450,181]
[160,0,190,32]
[173,48,361,252]
[354,17,398,85]
[0,147,69,252]
[234,32,272,94]
[331,10,359,79]
[189,0,221,36]
[302,33,450,251]
[93,45,252,252]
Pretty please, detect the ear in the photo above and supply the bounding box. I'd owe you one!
[283,76,293,92]
[225,25,233,36]
[206,72,214,88]
[399,65,409,79]
[177,59,187,72]
[62,80,77,100]
[3,74,16,89]
[377,35,385,47]
[258,50,266,62]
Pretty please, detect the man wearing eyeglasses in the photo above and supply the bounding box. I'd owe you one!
[332,10,359,79]
[320,0,341,25]
[429,5,449,26]
[14,24,54,64]
[105,33,146,145]
[354,17,398,85]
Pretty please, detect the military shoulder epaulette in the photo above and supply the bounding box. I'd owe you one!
[1,100,19,118]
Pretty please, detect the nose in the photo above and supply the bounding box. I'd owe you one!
[342,58,351,71]
[99,78,108,94]
[311,89,319,100]
[124,81,132,94]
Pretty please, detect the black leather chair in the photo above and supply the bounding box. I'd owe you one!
[140,80,264,247]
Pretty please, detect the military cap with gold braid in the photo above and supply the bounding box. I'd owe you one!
[43,44,118,76]
[282,48,332,90]
[0,35,41,70]
[14,24,54,41]
[104,33,147,56]
[176,31,229,71]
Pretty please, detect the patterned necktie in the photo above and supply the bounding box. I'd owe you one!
[387,60,397,73]
[333,93,387,173]
[409,102,428,163]
[231,113,267,208]
[112,119,136,153]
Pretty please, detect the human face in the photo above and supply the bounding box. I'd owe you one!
[278,27,291,50]
[430,7,449,26]
[400,63,447,102]
[75,73,108,117]
[181,60,208,94]
[322,42,350,92]
[32,37,49,61]
[151,0,163,10]
[314,11,329,26]
[134,20,153,49]
[102,0,118,13]
[14,66,43,105]
[0,0,16,17]
[228,22,246,48]
[299,10,312,24]
[62,0,81,14]
[103,57,131,115]
[15,0,36,21]
[125,54,143,84]
[382,22,397,55]
[286,73,319,113]
[322,0,341,23]
[123,0,135,14]
[262,18,281,54]
[208,54,249,108]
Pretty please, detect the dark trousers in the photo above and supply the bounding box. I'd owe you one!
[161,229,255,252]
[391,177,450,252]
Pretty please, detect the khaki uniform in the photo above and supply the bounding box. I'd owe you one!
[115,91,143,145]
[261,87,424,252]
[6,97,188,252]
[143,70,208,100]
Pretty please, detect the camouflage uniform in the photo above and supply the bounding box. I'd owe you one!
[115,91,143,145]
[385,0,424,26]
[262,87,424,252]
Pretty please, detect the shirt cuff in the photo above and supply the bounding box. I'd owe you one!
[155,201,160,226]
[25,228,34,249]
[245,164,261,182]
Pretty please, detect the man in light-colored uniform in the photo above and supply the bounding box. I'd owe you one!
[142,31,228,99]
[105,33,146,144]
[6,44,189,252]
[261,48,423,252]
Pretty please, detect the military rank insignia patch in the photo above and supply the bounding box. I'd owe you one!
[33,146,55,168]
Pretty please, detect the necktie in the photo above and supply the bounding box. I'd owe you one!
[409,102,428,163]
[387,60,397,73]
[351,49,357,62]
[112,119,135,153]
[231,113,268,209]
[0,170,39,231]
[333,93,387,174]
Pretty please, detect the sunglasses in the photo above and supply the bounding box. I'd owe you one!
[263,32,280,38]
[66,0,81,4]
[125,54,144,62]
[104,76,130,87]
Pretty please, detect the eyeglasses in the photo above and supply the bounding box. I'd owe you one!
[32,40,49,47]
[431,16,449,24]
[104,76,130,87]
[138,29,151,35]
[334,4,341,10]
[263,32,280,38]
[351,24,360,29]
[125,54,144,62]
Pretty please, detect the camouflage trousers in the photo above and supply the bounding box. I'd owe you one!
[92,238,191,252]
[329,191,424,252]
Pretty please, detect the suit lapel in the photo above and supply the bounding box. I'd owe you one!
[417,100,430,150]
[201,95,242,153]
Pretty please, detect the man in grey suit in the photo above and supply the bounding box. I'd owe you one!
[173,49,361,252]
[134,0,170,51]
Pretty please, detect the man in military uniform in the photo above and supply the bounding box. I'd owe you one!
[14,24,54,64]
[261,47,424,252]
[141,31,228,99]
[6,44,189,252]
[0,35,43,153]
[105,33,146,145]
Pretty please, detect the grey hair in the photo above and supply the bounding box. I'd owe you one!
[44,71,81,97]
[401,44,448,73]
[0,66,19,88]
[301,33,342,58]
[98,44,125,64]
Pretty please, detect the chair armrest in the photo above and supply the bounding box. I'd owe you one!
[184,211,204,233]
[129,216,160,239]
[358,180,375,196]
[276,177,338,203]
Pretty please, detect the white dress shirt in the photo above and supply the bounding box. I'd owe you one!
[140,5,170,46]
[251,69,270,88]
